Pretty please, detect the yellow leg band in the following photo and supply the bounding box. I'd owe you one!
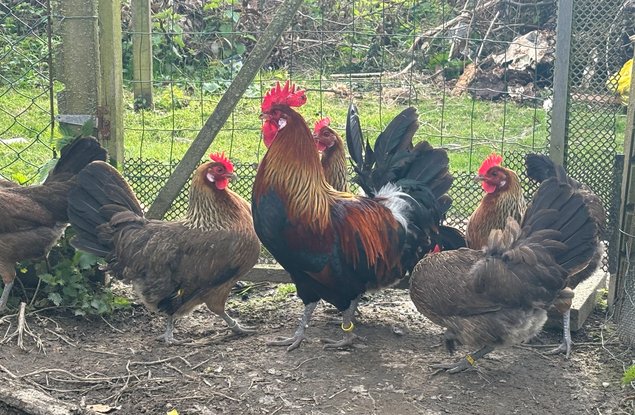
[465,354,476,366]
[341,322,355,332]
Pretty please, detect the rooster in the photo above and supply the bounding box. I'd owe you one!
[313,117,349,192]
[0,137,107,312]
[465,153,526,250]
[525,153,605,357]
[409,160,602,373]
[67,153,260,343]
[253,81,464,350]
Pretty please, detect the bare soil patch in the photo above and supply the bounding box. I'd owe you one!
[0,284,633,415]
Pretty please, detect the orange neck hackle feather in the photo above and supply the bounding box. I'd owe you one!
[209,152,234,174]
[261,80,308,113]
[253,106,401,275]
[478,153,503,176]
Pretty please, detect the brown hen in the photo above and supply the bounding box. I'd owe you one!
[0,137,107,311]
[68,153,260,343]
[410,160,602,373]
[465,153,526,250]
[313,117,350,192]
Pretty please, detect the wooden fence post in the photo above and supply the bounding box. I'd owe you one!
[611,36,635,311]
[54,0,100,137]
[549,0,573,166]
[132,0,153,109]
[98,0,125,166]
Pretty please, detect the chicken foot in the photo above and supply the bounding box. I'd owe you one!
[156,315,182,345]
[545,309,573,358]
[431,345,495,374]
[0,280,14,312]
[322,295,362,350]
[221,311,255,335]
[267,301,318,351]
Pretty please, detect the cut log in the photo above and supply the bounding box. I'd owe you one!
[0,377,98,415]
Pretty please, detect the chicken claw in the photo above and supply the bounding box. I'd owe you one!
[267,302,317,352]
[222,312,255,335]
[544,309,573,358]
[321,297,361,350]
[156,315,183,345]
[431,345,494,374]
[267,334,307,352]
[321,331,360,349]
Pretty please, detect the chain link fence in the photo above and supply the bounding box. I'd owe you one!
[0,0,55,183]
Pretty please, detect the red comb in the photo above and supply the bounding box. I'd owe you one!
[261,80,307,113]
[313,117,331,135]
[478,153,503,176]
[209,152,234,173]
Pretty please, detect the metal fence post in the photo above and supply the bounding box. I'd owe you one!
[549,0,573,166]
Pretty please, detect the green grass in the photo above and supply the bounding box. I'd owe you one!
[3,83,549,177]
[1,78,616,186]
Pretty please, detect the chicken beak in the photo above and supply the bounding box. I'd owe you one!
[473,174,486,182]
[227,172,239,181]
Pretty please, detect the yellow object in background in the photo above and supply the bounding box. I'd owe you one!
[607,58,633,105]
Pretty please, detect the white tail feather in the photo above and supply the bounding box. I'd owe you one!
[374,183,413,230]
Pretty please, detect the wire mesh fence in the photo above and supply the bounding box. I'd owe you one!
[0,0,55,183]
[0,1,628,302]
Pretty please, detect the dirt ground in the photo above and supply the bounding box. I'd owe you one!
[0,283,634,415]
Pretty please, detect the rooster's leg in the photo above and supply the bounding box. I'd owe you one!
[221,312,255,335]
[0,280,14,312]
[545,309,573,358]
[431,345,494,374]
[322,295,362,349]
[156,315,181,345]
[267,301,318,351]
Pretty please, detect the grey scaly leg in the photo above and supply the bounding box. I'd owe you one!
[267,301,318,351]
[221,311,255,334]
[0,281,14,312]
[322,295,362,349]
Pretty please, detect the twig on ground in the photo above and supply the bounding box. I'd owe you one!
[100,315,124,334]
[294,356,321,370]
[327,388,347,400]
[16,302,26,350]
[201,378,241,402]
[44,328,76,347]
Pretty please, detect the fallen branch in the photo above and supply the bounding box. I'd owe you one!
[0,376,99,415]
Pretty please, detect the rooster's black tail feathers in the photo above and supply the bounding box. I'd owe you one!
[45,137,108,183]
[68,161,143,256]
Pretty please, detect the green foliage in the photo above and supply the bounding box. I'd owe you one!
[274,283,297,300]
[155,85,191,110]
[16,230,130,316]
[0,2,53,85]
[596,288,608,313]
[623,364,635,385]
